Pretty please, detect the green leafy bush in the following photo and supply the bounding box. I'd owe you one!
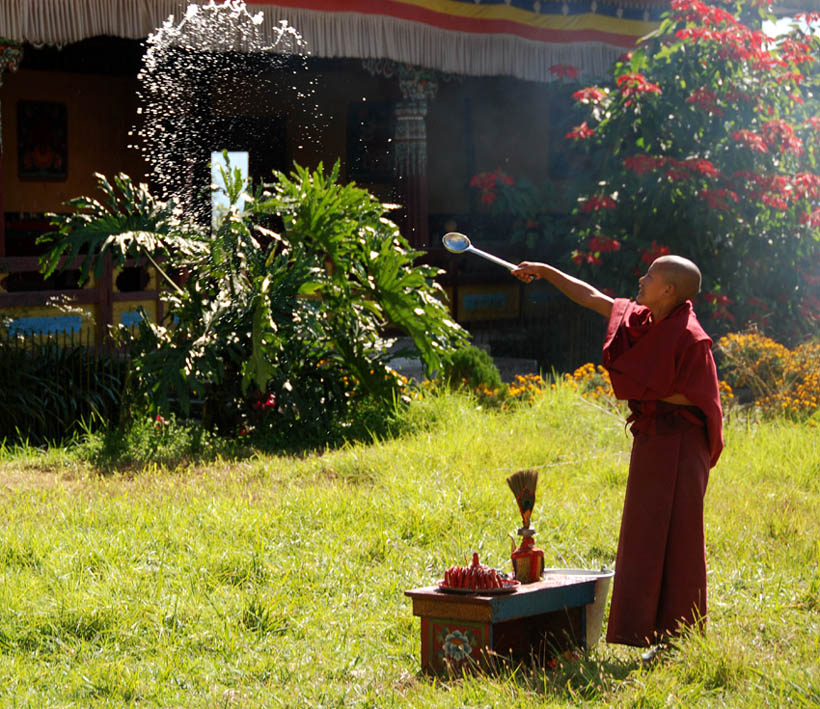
[79,414,236,471]
[440,345,503,392]
[39,160,467,449]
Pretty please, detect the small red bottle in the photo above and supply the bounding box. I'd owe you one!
[510,529,544,584]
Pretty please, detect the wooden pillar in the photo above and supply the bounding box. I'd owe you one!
[97,251,114,345]
[394,97,432,248]
[0,135,4,258]
[0,42,23,258]
[362,60,441,249]
[393,67,438,249]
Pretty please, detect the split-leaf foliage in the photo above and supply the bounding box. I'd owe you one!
[38,160,466,447]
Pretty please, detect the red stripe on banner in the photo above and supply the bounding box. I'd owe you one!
[248,0,644,48]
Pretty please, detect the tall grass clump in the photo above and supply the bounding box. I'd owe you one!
[0,334,125,445]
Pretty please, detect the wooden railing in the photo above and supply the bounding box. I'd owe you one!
[0,254,163,344]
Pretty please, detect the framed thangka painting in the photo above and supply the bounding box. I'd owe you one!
[18,101,68,180]
[347,102,393,182]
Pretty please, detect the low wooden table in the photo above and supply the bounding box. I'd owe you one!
[405,570,612,673]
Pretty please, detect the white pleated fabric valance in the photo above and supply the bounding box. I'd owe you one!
[0,0,662,82]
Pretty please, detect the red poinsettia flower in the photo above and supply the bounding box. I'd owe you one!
[566,121,594,140]
[588,235,621,253]
[686,87,723,115]
[699,188,738,211]
[470,170,513,207]
[481,191,496,206]
[616,73,662,103]
[580,194,617,213]
[681,21,775,71]
[760,120,803,154]
[672,0,737,27]
[800,208,820,228]
[796,11,820,24]
[778,38,814,65]
[732,130,769,153]
[549,64,579,79]
[724,88,756,104]
[761,193,789,210]
[641,241,670,265]
[701,291,735,321]
[792,172,820,200]
[572,86,607,104]
[624,154,667,176]
[776,70,804,85]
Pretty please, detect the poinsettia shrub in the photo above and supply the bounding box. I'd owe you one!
[40,161,466,448]
[562,0,820,343]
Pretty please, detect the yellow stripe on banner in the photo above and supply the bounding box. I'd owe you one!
[388,0,657,36]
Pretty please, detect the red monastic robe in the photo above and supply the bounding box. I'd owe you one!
[602,298,724,646]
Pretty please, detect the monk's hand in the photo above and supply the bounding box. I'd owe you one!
[512,262,539,283]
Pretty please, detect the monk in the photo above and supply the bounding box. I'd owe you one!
[512,255,723,660]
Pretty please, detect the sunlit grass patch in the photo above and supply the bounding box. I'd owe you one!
[0,387,817,706]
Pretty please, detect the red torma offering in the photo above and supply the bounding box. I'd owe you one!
[441,552,513,591]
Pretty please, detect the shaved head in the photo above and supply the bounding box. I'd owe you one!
[651,255,702,303]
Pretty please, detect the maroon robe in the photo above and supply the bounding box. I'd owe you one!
[602,298,724,646]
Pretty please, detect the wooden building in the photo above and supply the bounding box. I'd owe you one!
[1,0,669,353]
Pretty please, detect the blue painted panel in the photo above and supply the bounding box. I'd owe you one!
[462,292,508,311]
[487,580,596,623]
[120,311,143,327]
[6,315,83,335]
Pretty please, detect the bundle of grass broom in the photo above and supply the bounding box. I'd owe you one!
[506,469,538,529]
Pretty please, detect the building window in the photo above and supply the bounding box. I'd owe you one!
[211,150,250,230]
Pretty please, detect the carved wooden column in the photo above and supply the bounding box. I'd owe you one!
[393,68,437,249]
[363,60,441,249]
[0,41,23,257]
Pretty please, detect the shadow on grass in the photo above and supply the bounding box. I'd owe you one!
[417,647,641,703]
[80,418,393,476]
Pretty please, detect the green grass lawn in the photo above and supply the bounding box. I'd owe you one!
[1,387,818,707]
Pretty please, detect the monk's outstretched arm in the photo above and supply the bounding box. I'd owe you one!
[512,261,613,318]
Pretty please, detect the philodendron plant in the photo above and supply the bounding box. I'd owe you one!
[40,159,467,445]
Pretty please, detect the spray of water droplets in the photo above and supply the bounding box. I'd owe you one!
[133,0,316,221]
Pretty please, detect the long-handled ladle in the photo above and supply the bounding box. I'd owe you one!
[442,232,518,271]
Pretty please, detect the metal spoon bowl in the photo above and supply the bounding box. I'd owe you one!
[442,232,517,271]
[442,231,471,254]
